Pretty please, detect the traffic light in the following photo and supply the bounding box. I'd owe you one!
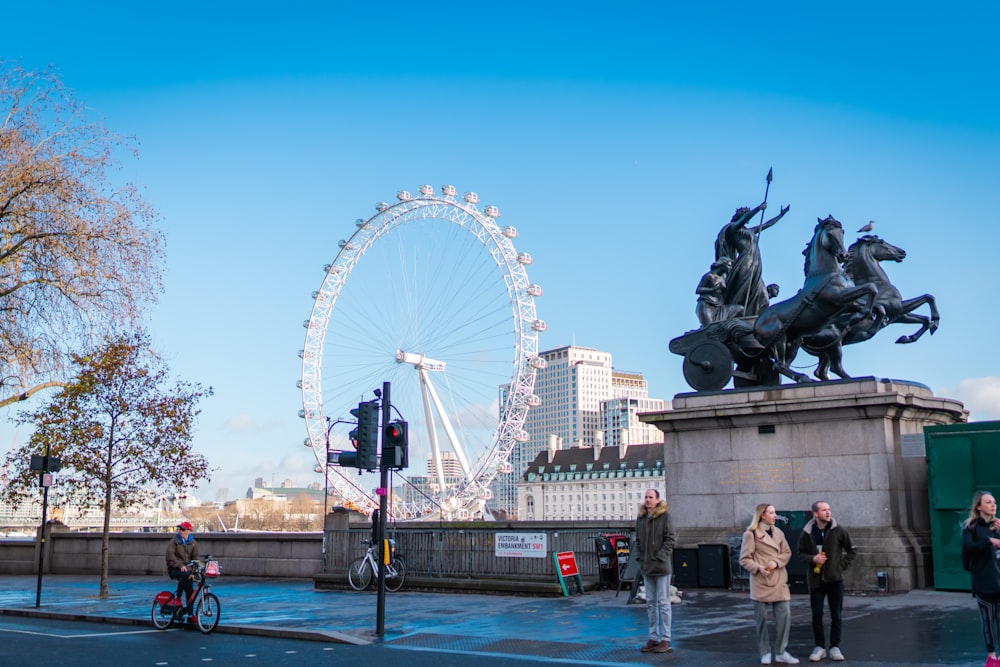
[382,421,408,470]
[349,400,379,470]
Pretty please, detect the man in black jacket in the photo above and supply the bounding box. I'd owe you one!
[798,500,856,663]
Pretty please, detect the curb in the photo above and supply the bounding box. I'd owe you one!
[0,607,370,645]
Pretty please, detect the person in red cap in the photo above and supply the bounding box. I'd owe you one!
[166,521,200,614]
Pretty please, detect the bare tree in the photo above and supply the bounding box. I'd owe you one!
[1,332,212,598]
[0,61,164,407]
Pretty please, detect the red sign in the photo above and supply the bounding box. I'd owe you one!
[556,551,579,577]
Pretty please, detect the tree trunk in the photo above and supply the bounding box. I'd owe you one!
[100,439,113,599]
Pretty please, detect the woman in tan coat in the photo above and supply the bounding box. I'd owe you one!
[740,504,799,665]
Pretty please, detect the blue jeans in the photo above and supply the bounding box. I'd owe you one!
[645,573,672,642]
[810,579,844,648]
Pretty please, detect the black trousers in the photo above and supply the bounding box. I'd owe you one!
[169,568,194,603]
[809,579,844,648]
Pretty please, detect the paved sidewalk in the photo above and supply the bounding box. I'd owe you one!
[0,574,987,666]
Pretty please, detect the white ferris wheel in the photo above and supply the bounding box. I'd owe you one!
[299,185,544,520]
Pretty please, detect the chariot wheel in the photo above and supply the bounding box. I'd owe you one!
[682,339,734,391]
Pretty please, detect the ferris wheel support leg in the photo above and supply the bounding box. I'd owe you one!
[419,369,473,478]
[418,372,447,493]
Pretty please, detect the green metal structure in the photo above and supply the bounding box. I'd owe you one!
[926,421,1000,591]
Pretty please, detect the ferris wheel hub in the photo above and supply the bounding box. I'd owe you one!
[395,350,446,372]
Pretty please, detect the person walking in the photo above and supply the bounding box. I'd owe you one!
[635,488,676,654]
[961,490,1000,667]
[740,504,799,664]
[165,521,200,614]
[798,500,856,662]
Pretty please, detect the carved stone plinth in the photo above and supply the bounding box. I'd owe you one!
[640,378,967,591]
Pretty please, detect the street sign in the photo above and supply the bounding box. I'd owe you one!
[553,551,583,597]
[556,551,579,577]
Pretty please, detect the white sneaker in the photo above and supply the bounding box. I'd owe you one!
[828,647,844,661]
[776,651,800,664]
[809,646,827,662]
[761,654,772,665]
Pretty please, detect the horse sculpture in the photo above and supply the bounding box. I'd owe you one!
[751,215,878,383]
[801,235,939,380]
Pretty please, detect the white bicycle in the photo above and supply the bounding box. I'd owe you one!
[348,540,406,592]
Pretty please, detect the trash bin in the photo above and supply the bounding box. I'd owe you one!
[673,547,699,588]
[698,543,731,588]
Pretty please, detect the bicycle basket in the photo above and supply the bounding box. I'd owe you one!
[204,560,220,577]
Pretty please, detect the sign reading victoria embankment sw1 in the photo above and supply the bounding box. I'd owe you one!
[495,532,547,558]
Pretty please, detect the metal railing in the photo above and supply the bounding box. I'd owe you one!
[325,522,634,580]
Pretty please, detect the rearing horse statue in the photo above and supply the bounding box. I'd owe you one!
[751,216,878,383]
[801,234,940,380]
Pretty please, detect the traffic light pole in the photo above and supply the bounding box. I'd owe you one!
[375,380,390,637]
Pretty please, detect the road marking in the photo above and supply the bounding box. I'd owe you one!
[0,626,169,639]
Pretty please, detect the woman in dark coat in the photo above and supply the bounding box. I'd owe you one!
[962,490,1000,666]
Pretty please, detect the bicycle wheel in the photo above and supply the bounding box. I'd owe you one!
[194,592,221,634]
[151,597,177,630]
[348,557,372,590]
[385,557,406,592]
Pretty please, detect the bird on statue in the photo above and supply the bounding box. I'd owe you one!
[857,220,875,233]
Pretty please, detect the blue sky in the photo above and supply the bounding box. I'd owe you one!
[5,3,999,502]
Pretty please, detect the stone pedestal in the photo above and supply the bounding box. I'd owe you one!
[640,378,967,592]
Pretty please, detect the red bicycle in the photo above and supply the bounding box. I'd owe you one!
[151,556,221,634]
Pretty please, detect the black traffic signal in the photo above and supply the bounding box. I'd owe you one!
[382,421,408,470]
[29,455,62,473]
[348,400,380,470]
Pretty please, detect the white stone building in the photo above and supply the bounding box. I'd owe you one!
[517,436,665,521]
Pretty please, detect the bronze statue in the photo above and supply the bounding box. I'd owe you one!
[671,216,879,390]
[714,202,789,318]
[671,169,939,392]
[695,257,744,327]
[800,235,939,381]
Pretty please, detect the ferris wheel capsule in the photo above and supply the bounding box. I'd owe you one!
[441,184,457,196]
[521,394,541,407]
[517,252,532,265]
[464,192,479,204]
[526,284,542,297]
[477,488,493,500]
[528,355,547,369]
[502,226,517,238]
[419,184,434,196]
[484,205,500,217]
[512,430,529,442]
[397,190,411,201]
[355,218,367,227]
[375,201,390,212]
[532,320,547,332]
[497,461,513,474]
[338,240,353,250]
